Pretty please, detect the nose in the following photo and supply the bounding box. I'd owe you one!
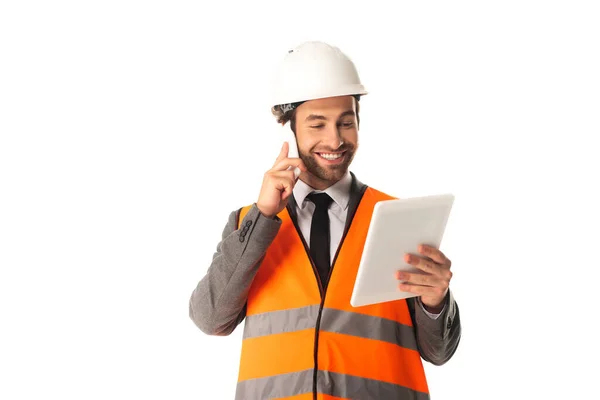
[321,125,344,150]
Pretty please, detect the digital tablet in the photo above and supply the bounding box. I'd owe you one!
[350,193,455,308]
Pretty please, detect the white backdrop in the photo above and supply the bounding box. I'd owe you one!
[1,1,599,399]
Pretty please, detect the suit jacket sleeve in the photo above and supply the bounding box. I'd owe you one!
[408,290,461,365]
[189,204,281,336]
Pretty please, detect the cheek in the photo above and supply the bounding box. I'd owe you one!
[341,130,358,145]
[295,135,317,153]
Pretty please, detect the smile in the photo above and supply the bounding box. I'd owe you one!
[317,152,344,161]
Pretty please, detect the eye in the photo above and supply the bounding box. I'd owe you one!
[339,122,354,128]
[310,124,325,129]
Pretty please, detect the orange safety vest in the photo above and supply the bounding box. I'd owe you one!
[234,187,430,400]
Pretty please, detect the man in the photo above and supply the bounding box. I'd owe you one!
[189,41,461,399]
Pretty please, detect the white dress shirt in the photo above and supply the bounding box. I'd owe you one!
[293,172,352,263]
[292,172,443,319]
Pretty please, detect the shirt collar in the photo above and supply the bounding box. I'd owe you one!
[293,171,352,211]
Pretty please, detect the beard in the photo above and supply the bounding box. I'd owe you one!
[299,143,356,184]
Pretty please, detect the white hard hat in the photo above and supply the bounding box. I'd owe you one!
[271,41,368,108]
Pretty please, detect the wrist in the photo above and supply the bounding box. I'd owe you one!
[420,292,448,314]
[255,203,275,219]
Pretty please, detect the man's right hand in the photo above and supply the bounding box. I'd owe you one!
[256,142,306,219]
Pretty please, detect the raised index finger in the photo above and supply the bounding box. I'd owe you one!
[273,142,289,166]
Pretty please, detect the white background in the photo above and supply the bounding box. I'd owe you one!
[1,1,599,399]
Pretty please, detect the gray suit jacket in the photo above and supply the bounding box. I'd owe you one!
[189,172,461,366]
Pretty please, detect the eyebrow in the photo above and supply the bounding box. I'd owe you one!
[304,110,356,122]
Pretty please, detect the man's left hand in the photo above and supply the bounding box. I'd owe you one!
[396,244,453,313]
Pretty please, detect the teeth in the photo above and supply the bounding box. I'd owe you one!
[319,153,342,160]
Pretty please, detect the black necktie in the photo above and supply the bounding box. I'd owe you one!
[307,192,334,290]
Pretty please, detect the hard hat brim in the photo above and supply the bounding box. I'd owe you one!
[272,84,368,108]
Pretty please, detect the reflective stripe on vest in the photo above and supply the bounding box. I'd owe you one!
[235,187,429,399]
